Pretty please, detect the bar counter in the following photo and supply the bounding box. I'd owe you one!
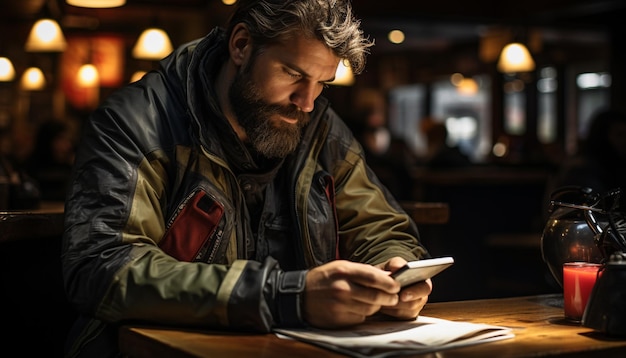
[0,201,65,243]
[119,294,626,358]
[0,201,448,244]
[0,201,72,356]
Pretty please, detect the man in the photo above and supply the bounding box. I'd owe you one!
[62,0,431,356]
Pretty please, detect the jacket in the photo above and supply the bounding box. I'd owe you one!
[62,27,428,356]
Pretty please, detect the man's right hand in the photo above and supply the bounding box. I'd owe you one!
[302,260,401,328]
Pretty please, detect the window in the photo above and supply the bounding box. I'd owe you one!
[576,71,611,138]
[537,66,558,143]
[431,75,491,162]
[503,76,526,136]
[388,84,426,156]
[388,75,492,163]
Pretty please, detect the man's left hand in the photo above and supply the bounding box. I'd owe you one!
[376,257,433,319]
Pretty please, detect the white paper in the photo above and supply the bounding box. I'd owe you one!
[275,315,514,358]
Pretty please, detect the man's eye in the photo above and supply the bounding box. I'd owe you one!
[285,70,301,79]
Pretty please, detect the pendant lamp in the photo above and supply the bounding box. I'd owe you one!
[0,57,16,82]
[329,60,354,86]
[77,64,100,87]
[497,43,535,73]
[130,71,147,83]
[66,0,126,8]
[25,18,67,52]
[20,67,47,90]
[457,78,479,95]
[132,28,173,60]
[76,39,100,88]
[450,73,479,95]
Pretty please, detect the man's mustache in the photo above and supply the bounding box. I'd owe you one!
[269,104,307,123]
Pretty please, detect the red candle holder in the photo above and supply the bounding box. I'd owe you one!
[563,262,603,322]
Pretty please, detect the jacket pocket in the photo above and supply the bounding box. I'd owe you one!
[160,190,225,262]
[306,171,339,264]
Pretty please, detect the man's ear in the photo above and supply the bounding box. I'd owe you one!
[229,23,251,66]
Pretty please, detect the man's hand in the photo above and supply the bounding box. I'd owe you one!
[377,257,432,320]
[303,260,401,328]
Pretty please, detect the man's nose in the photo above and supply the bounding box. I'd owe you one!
[290,83,319,113]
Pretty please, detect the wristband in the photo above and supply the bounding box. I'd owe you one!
[276,270,307,327]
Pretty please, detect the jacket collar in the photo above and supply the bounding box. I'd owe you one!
[161,27,332,172]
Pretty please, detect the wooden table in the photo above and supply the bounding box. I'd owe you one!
[118,294,626,357]
[0,201,65,243]
[0,201,72,356]
[0,201,447,244]
[400,201,449,225]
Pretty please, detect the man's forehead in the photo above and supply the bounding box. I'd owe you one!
[262,37,339,70]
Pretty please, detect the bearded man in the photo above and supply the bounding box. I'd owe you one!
[62,1,432,356]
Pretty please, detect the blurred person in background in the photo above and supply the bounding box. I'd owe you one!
[351,108,415,201]
[25,120,76,202]
[421,121,471,169]
[547,108,626,208]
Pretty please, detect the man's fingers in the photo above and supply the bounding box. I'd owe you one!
[326,260,400,294]
[335,279,399,308]
[399,279,432,302]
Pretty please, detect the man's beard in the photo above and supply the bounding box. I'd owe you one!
[228,66,310,159]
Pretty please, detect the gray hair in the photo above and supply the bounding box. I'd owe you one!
[226,0,374,74]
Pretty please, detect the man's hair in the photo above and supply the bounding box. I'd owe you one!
[225,0,373,74]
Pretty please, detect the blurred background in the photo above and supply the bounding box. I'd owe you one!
[2,0,625,302]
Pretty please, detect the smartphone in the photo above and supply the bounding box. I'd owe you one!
[391,256,454,287]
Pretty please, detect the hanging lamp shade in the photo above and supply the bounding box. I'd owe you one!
[130,71,147,83]
[77,64,100,87]
[66,0,126,8]
[132,28,173,60]
[329,60,354,86]
[20,67,46,90]
[0,57,16,81]
[497,42,535,73]
[25,18,67,52]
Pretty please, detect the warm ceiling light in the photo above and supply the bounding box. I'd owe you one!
[132,28,173,60]
[457,78,479,95]
[450,73,464,86]
[77,64,100,87]
[329,60,354,86]
[25,18,67,52]
[451,73,479,95]
[222,0,237,5]
[497,43,535,73]
[20,67,46,90]
[66,0,126,8]
[130,71,147,83]
[0,57,16,81]
[388,30,405,44]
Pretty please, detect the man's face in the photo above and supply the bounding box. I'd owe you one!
[609,121,626,160]
[228,35,339,158]
[229,62,308,158]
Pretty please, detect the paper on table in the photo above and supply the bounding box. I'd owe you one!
[275,315,514,358]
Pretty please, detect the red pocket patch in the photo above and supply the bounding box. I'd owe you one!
[159,191,224,262]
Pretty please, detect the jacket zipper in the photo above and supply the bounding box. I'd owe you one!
[200,144,247,259]
[291,104,331,267]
